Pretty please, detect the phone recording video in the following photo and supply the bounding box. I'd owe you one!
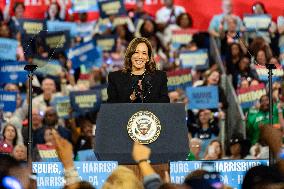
[202,162,223,189]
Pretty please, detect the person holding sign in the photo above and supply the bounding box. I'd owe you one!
[245,2,277,44]
[251,2,277,35]
[34,127,58,161]
[3,2,25,37]
[208,0,242,38]
[107,37,170,103]
[220,16,247,56]
[163,12,193,45]
[203,70,228,110]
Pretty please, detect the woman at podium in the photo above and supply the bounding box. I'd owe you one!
[107,37,170,103]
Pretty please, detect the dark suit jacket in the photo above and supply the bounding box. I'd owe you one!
[107,70,170,103]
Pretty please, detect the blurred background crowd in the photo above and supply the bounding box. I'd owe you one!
[0,0,284,188]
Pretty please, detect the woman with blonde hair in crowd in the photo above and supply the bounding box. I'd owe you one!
[102,166,143,189]
[12,144,27,162]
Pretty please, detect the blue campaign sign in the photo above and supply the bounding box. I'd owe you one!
[19,19,46,36]
[0,61,27,84]
[186,86,219,109]
[0,91,17,112]
[0,38,18,61]
[98,0,126,19]
[94,35,117,52]
[170,160,269,189]
[67,41,102,70]
[255,65,283,83]
[77,149,98,161]
[280,46,284,66]
[171,29,198,50]
[69,90,102,116]
[91,84,108,102]
[243,14,272,31]
[71,0,99,13]
[47,21,77,37]
[179,49,209,70]
[50,96,71,119]
[32,161,118,189]
[40,31,71,53]
[280,46,284,53]
[34,59,62,77]
[76,22,95,38]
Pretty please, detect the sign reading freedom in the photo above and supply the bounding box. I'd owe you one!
[170,160,269,189]
[237,83,266,109]
[255,65,284,83]
[167,68,192,91]
[32,161,118,189]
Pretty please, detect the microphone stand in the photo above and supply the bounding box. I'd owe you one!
[24,64,38,164]
[265,63,276,166]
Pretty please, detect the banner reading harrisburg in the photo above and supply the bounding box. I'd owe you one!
[33,161,118,189]
[170,160,268,189]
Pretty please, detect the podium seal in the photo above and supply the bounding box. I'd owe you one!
[127,111,161,144]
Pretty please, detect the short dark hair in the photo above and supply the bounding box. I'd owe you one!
[13,2,25,12]
[176,13,193,28]
[252,2,267,14]
[0,155,20,181]
[242,165,284,189]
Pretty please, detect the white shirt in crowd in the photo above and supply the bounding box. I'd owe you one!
[155,5,185,24]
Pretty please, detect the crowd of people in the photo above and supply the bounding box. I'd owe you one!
[1,126,284,189]
[0,0,284,188]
